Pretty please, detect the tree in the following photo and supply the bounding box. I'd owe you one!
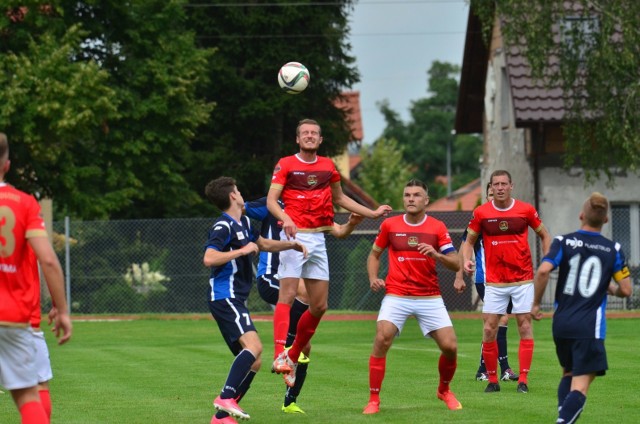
[1,1,214,219]
[356,138,412,209]
[376,61,483,200]
[185,1,360,203]
[472,0,640,184]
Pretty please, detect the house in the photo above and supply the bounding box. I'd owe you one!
[333,91,378,209]
[455,7,640,276]
[427,178,482,212]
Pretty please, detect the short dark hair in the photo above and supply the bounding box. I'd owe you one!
[485,182,492,197]
[489,169,512,184]
[205,176,236,210]
[405,178,428,195]
[296,119,321,135]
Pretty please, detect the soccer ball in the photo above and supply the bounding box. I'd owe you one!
[278,62,310,94]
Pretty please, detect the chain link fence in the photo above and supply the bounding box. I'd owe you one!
[49,211,635,315]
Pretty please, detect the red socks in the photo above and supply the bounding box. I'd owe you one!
[39,389,52,419]
[518,338,534,384]
[483,340,499,383]
[437,354,457,393]
[287,310,320,362]
[273,303,291,357]
[19,401,48,423]
[368,355,386,403]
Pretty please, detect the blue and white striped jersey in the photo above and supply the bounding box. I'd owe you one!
[205,213,259,301]
[244,197,281,278]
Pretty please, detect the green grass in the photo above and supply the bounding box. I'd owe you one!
[2,315,639,423]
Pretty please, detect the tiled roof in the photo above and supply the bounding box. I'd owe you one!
[334,91,363,142]
[426,178,482,212]
[506,46,565,123]
[456,8,567,132]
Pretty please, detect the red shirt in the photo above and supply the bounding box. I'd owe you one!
[25,246,42,328]
[270,154,341,231]
[0,183,48,325]
[373,214,455,297]
[467,199,544,284]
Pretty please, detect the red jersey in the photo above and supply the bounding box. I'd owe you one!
[270,154,341,232]
[373,214,455,297]
[0,183,48,325]
[25,246,42,328]
[467,199,544,284]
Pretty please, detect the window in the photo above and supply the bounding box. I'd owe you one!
[611,204,640,267]
[561,16,600,61]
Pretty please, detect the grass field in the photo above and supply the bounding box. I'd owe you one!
[2,314,639,423]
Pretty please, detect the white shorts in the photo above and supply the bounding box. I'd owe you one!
[377,295,453,337]
[32,330,53,383]
[0,327,38,390]
[278,232,330,281]
[483,283,534,314]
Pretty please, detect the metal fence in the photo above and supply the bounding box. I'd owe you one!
[49,211,638,315]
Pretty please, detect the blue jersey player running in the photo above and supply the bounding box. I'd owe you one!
[532,192,632,424]
[204,177,307,423]
[244,196,362,414]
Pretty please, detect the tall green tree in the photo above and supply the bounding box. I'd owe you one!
[356,138,412,209]
[472,0,640,184]
[1,1,214,219]
[185,1,360,203]
[377,61,482,200]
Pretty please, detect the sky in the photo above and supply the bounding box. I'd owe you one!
[347,0,470,145]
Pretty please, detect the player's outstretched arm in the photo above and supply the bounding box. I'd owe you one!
[29,237,72,344]
[204,243,259,267]
[257,236,308,259]
[330,213,364,239]
[331,182,392,219]
[531,261,554,320]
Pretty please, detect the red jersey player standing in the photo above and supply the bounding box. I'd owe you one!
[0,133,72,423]
[362,179,463,414]
[267,119,392,388]
[462,169,551,394]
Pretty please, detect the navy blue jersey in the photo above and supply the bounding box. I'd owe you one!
[542,230,630,339]
[205,213,259,301]
[244,197,281,278]
[462,229,487,284]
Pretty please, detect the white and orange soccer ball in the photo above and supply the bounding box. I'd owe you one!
[277,62,310,94]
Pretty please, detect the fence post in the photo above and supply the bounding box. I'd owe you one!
[65,216,71,314]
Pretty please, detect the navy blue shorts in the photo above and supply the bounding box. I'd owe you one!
[475,283,513,314]
[208,297,257,356]
[257,274,280,306]
[554,337,607,376]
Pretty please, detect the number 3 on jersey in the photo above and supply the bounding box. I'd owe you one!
[0,206,17,257]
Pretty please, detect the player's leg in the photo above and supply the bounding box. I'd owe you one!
[0,327,48,423]
[474,283,487,380]
[512,283,535,392]
[286,278,327,365]
[481,285,508,390]
[363,296,408,415]
[283,288,311,413]
[557,374,594,423]
[557,338,606,423]
[273,235,308,360]
[10,387,48,423]
[273,277,298,359]
[420,298,462,411]
[363,320,397,414]
[498,307,518,381]
[210,299,259,421]
[32,329,53,419]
